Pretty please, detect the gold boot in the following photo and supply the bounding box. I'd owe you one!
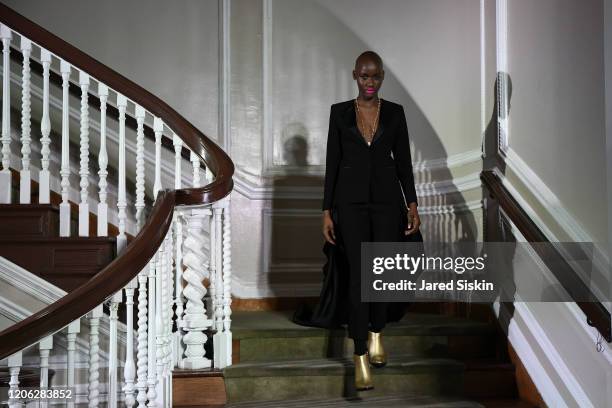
[353,353,374,391]
[368,331,387,368]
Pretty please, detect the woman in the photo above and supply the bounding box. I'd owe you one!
[321,50,421,391]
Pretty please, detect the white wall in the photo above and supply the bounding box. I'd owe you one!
[230,0,484,297]
[2,0,220,143]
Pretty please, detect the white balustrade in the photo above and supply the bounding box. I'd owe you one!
[79,71,91,236]
[39,335,53,408]
[0,24,12,203]
[135,106,146,229]
[39,49,52,204]
[59,60,71,236]
[66,319,81,408]
[117,93,128,253]
[8,352,22,408]
[97,83,109,236]
[221,196,233,367]
[181,207,212,369]
[88,304,103,408]
[0,25,234,408]
[108,291,122,408]
[19,37,31,203]
[124,281,137,408]
[147,255,158,408]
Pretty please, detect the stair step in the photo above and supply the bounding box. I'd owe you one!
[223,353,464,403]
[0,236,116,291]
[0,204,59,238]
[463,359,518,399]
[232,310,496,362]
[226,393,487,407]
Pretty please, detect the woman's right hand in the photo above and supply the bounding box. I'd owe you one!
[322,210,336,245]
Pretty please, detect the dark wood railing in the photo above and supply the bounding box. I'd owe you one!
[481,170,611,342]
[0,3,234,359]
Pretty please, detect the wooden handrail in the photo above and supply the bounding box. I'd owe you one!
[481,170,611,342]
[0,3,234,359]
[0,190,174,359]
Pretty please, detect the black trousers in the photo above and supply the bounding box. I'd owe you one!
[336,201,404,341]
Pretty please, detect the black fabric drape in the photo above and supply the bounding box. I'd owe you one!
[292,207,424,329]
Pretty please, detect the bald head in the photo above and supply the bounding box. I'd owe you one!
[355,51,383,71]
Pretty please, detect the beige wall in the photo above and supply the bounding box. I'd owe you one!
[505,0,608,245]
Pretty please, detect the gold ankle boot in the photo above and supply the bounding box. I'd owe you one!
[368,331,387,368]
[353,353,374,391]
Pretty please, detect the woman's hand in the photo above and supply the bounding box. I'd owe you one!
[404,203,421,235]
[322,210,336,245]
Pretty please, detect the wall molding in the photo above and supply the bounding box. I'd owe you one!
[498,198,609,408]
[233,149,482,200]
[499,148,610,304]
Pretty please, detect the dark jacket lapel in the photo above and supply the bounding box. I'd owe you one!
[344,98,387,147]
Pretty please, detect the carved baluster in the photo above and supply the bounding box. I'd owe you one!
[117,94,128,252]
[181,207,212,369]
[19,37,32,204]
[0,25,11,203]
[108,292,122,408]
[153,118,163,198]
[147,255,158,408]
[66,319,80,408]
[190,151,201,187]
[173,135,185,367]
[205,165,213,184]
[78,72,90,236]
[155,238,165,384]
[124,282,137,407]
[8,351,22,408]
[212,203,224,368]
[88,305,103,408]
[97,84,109,236]
[39,49,52,204]
[59,60,71,236]
[135,106,146,229]
[165,230,174,374]
[221,196,233,367]
[39,335,53,408]
[137,265,149,407]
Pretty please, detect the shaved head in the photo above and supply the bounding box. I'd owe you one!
[355,51,383,71]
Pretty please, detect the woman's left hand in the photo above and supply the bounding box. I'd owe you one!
[405,204,421,235]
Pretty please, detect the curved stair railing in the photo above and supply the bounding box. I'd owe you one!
[0,4,234,407]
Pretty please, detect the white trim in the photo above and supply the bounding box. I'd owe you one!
[0,256,130,354]
[500,149,610,305]
[495,0,509,155]
[233,149,482,200]
[220,0,231,153]
[235,199,483,298]
[262,0,273,174]
[505,304,573,408]
[496,210,608,408]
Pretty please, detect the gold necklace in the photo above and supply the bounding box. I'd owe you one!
[355,97,381,145]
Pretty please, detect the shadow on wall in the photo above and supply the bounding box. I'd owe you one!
[264,0,480,295]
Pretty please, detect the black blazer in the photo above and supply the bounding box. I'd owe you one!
[322,98,418,211]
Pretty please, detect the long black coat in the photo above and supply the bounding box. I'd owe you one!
[293,98,422,329]
[292,206,423,329]
[322,98,418,211]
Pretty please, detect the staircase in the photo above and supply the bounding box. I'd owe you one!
[0,3,234,408]
[221,308,536,407]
